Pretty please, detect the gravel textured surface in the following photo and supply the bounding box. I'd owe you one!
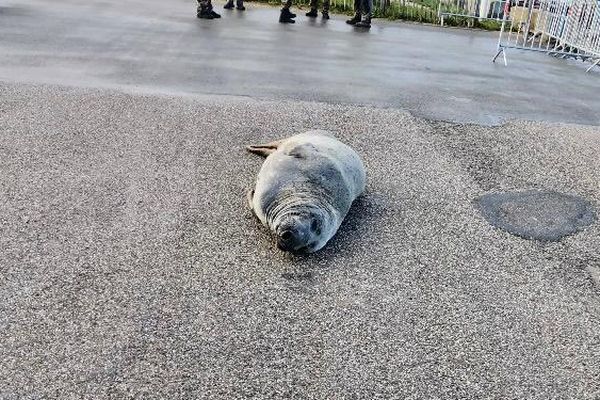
[1,82,600,399]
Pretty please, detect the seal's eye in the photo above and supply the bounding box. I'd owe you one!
[311,219,321,235]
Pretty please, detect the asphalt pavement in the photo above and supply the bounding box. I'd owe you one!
[1,0,600,399]
[1,0,600,125]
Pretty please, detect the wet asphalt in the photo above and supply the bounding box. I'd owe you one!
[1,0,600,125]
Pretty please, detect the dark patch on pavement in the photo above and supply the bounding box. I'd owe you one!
[476,190,596,241]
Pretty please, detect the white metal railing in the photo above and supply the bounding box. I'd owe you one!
[493,0,600,71]
[439,0,511,26]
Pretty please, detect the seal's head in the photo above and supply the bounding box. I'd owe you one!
[273,207,337,253]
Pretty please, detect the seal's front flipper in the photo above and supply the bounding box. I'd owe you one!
[247,188,261,221]
[246,139,283,157]
[246,188,255,210]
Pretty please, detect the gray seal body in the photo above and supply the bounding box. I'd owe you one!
[247,130,366,253]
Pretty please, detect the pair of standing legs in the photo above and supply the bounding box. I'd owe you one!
[306,0,331,19]
[197,0,244,19]
[346,0,373,28]
[224,0,246,10]
[196,0,221,19]
[280,0,330,22]
[279,0,297,23]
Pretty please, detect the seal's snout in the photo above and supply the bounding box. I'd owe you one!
[276,214,324,252]
[277,228,302,252]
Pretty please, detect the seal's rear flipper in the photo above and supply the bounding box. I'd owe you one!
[246,139,283,157]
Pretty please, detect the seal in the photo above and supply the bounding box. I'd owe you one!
[247,130,366,253]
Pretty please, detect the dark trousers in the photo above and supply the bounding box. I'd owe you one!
[354,0,372,16]
[197,0,212,10]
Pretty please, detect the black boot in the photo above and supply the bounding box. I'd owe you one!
[279,8,296,23]
[306,8,318,17]
[224,0,234,9]
[346,13,361,24]
[210,9,221,17]
[355,15,371,28]
[197,6,215,18]
[322,10,330,19]
[236,0,245,10]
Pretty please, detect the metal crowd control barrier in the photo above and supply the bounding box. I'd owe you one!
[493,0,600,72]
[439,0,510,26]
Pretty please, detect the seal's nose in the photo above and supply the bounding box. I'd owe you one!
[277,229,300,252]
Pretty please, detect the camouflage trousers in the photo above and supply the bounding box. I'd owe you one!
[309,0,330,11]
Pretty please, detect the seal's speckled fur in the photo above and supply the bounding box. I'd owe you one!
[247,130,366,253]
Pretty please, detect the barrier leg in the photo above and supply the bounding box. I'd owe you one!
[586,58,600,73]
[493,47,507,66]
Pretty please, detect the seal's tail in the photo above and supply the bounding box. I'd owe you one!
[246,139,283,157]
